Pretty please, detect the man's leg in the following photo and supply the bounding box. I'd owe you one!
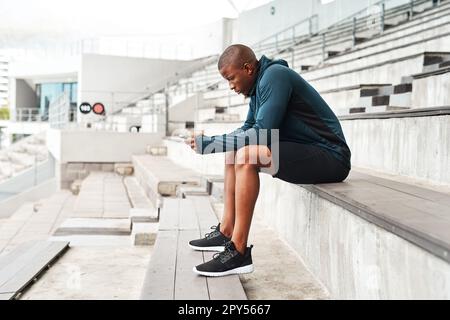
[232,145,272,255]
[220,151,236,238]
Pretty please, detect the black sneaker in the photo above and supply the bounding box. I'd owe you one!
[188,223,231,251]
[193,241,254,277]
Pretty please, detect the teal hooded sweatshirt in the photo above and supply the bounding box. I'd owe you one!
[195,55,351,170]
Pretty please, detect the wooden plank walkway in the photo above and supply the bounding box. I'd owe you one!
[141,196,247,300]
[73,172,131,219]
[303,170,450,262]
[0,240,70,300]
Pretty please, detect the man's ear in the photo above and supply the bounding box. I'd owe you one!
[243,63,254,75]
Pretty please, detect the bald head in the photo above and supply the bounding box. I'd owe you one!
[218,44,258,71]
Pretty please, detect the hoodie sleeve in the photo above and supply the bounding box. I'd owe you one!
[195,66,292,154]
[224,100,256,136]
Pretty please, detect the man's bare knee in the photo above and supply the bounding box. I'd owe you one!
[225,151,236,166]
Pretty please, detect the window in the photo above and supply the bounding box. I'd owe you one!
[36,82,77,115]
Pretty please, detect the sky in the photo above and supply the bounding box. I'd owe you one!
[0,0,273,38]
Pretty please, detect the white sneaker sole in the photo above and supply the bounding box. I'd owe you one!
[193,264,254,277]
[188,244,225,251]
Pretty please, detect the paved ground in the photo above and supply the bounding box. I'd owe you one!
[211,201,329,300]
[19,246,152,300]
[1,170,328,300]
[0,191,75,254]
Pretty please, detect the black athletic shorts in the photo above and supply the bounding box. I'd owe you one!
[262,141,350,184]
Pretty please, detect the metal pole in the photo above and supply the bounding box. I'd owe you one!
[165,89,169,137]
[322,33,326,62]
[352,17,357,47]
[380,2,385,33]
[409,0,414,20]
[291,49,295,69]
[292,26,296,44]
[309,17,312,37]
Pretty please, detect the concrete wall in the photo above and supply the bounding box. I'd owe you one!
[0,156,55,194]
[169,93,203,123]
[13,79,37,110]
[255,174,450,299]
[0,178,56,219]
[237,0,410,46]
[412,72,450,108]
[56,162,115,190]
[78,54,201,124]
[46,128,163,163]
[2,121,49,135]
[341,115,450,187]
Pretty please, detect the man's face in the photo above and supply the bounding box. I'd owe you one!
[219,63,256,97]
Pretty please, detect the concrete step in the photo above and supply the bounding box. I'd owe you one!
[364,105,410,113]
[131,222,158,246]
[304,50,450,92]
[326,3,450,64]
[286,4,450,70]
[410,66,450,108]
[123,176,157,219]
[132,154,201,208]
[53,218,132,236]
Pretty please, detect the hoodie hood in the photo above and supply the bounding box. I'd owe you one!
[248,55,289,97]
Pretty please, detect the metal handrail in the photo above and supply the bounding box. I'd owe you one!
[253,14,319,55]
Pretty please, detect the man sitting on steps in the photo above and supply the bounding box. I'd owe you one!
[185,44,351,277]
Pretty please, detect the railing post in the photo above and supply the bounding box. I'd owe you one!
[352,17,357,47]
[291,49,295,69]
[409,0,414,20]
[165,89,169,137]
[275,34,279,52]
[380,1,385,33]
[322,33,326,62]
[292,26,296,44]
[308,17,312,37]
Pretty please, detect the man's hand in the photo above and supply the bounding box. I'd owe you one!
[185,130,204,152]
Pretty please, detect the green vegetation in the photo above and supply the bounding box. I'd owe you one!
[0,107,9,120]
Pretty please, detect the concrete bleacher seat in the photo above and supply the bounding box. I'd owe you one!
[340,106,450,186]
[255,169,450,299]
[0,240,69,300]
[325,2,450,64]
[161,129,450,298]
[301,170,450,263]
[303,51,450,92]
[140,196,247,300]
[275,0,450,68]
[132,154,201,208]
[0,132,48,183]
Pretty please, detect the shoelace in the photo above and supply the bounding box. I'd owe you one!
[213,242,235,262]
[204,225,219,239]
